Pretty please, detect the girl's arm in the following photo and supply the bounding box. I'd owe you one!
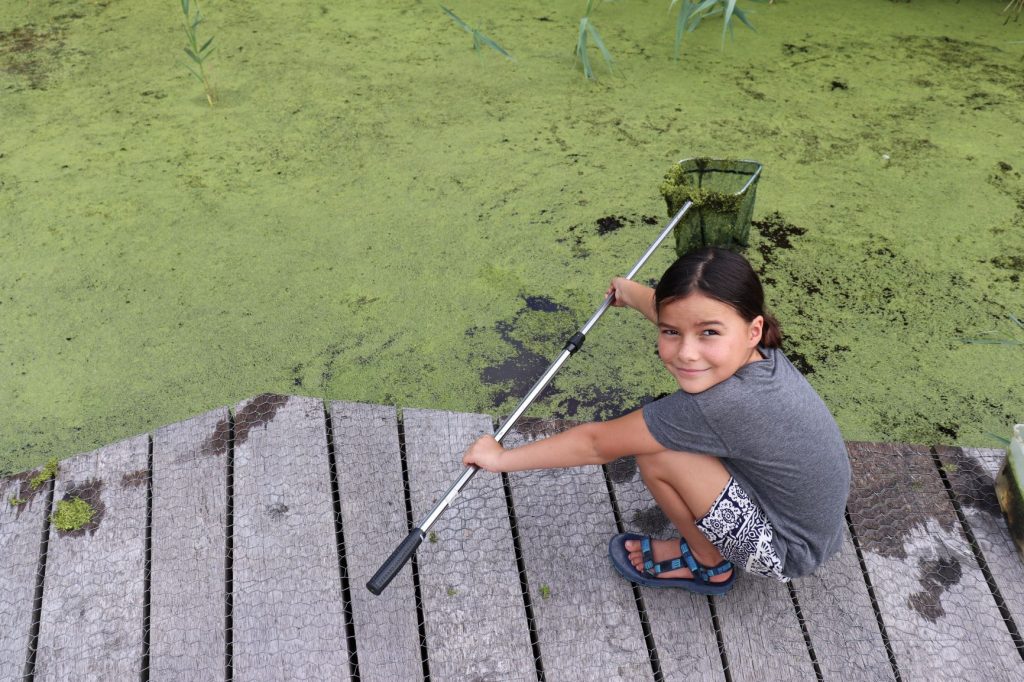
[608,277,657,324]
[463,409,665,473]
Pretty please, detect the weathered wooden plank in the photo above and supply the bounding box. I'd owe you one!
[231,394,350,680]
[603,453,724,681]
[709,553,817,680]
[847,442,1021,680]
[0,465,52,681]
[149,406,230,681]
[504,420,651,680]
[936,445,1024,639]
[331,401,421,681]
[34,435,149,681]
[792,526,895,681]
[403,408,534,681]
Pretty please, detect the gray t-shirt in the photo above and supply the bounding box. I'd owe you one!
[642,347,850,578]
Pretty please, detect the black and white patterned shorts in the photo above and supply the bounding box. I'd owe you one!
[695,477,789,582]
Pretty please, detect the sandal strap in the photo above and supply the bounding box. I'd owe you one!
[645,538,733,583]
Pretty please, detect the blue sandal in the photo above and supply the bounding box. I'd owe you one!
[609,532,736,595]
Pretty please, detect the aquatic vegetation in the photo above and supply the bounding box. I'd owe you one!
[440,6,513,60]
[575,0,614,80]
[29,458,58,491]
[180,0,216,106]
[670,0,760,60]
[1005,0,1023,23]
[959,314,1024,346]
[51,496,96,531]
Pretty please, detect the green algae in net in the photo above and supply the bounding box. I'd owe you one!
[659,158,762,257]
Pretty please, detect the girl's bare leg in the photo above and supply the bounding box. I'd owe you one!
[625,449,732,581]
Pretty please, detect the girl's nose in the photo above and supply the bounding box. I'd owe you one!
[677,337,699,362]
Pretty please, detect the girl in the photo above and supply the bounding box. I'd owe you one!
[463,247,850,594]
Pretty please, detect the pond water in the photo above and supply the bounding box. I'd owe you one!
[1,0,1022,473]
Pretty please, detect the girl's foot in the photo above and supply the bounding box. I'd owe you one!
[624,537,733,583]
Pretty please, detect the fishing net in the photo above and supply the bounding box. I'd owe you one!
[661,158,763,257]
[2,393,1022,680]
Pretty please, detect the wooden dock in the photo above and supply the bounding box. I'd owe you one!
[1,393,1022,680]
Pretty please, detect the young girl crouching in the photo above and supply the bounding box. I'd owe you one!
[463,247,850,593]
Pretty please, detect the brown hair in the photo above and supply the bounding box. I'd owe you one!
[654,247,783,348]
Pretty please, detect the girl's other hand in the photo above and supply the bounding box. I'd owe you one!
[463,435,505,472]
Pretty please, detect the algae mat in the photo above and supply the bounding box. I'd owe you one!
[1,1,1022,474]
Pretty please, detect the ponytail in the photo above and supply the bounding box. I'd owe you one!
[760,312,783,349]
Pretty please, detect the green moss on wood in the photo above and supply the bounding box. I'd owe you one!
[51,497,96,531]
[29,458,58,491]
[539,583,551,600]
[8,496,26,507]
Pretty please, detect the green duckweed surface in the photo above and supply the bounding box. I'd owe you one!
[1,1,1022,474]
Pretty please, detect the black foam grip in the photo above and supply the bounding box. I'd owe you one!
[367,529,424,595]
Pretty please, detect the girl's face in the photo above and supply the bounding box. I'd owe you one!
[656,292,764,394]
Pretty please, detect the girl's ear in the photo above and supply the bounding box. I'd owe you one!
[748,315,764,347]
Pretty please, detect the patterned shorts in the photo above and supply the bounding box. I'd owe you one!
[695,477,790,582]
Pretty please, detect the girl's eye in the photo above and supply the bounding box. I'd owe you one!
[701,329,719,336]
[660,329,678,336]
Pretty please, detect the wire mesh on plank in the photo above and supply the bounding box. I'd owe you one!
[3,397,1024,681]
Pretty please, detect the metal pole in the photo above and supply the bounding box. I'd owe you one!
[367,199,697,595]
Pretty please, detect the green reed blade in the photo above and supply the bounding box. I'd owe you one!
[478,32,513,59]
[440,6,473,34]
[586,22,614,72]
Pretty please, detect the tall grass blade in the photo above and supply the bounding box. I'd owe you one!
[478,33,513,60]
[440,6,473,34]
[586,22,614,72]
[732,5,755,31]
[576,17,593,79]
[722,0,737,46]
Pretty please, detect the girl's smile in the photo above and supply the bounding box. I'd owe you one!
[657,293,764,394]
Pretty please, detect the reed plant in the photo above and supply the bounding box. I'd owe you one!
[441,6,513,60]
[181,0,216,106]
[960,314,1024,346]
[670,0,760,60]
[575,0,614,80]
[1006,0,1023,23]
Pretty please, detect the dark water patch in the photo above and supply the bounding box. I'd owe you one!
[908,556,962,623]
[56,478,105,537]
[234,394,289,447]
[1,468,50,518]
[121,469,148,489]
[938,448,1004,519]
[524,295,568,313]
[203,417,231,458]
[478,301,575,408]
[0,25,66,90]
[751,212,808,285]
[558,388,659,422]
[782,338,816,375]
[266,501,289,518]
[510,416,576,440]
[632,505,671,536]
[847,443,959,561]
[991,254,1024,271]
[596,215,626,235]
